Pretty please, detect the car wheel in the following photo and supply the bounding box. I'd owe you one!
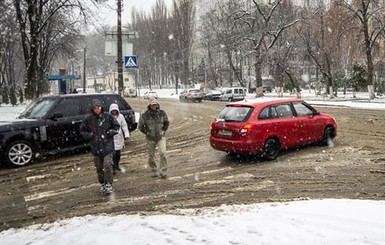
[321,126,335,146]
[228,97,232,102]
[262,138,280,161]
[5,140,34,167]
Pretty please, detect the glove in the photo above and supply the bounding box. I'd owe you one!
[107,129,116,136]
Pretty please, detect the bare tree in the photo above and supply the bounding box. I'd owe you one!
[200,0,245,87]
[13,0,105,99]
[268,2,306,98]
[1,0,24,92]
[129,0,171,90]
[271,31,301,98]
[171,0,195,88]
[336,0,385,100]
[237,0,302,97]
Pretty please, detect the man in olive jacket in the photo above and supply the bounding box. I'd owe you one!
[138,98,170,178]
[80,99,120,194]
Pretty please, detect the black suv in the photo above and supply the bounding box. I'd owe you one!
[0,93,137,167]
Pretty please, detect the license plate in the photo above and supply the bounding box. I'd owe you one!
[218,129,232,136]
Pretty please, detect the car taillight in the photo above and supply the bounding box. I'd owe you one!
[210,121,216,131]
[240,124,252,136]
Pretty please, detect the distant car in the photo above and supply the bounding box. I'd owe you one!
[124,88,137,97]
[76,88,96,94]
[0,93,137,167]
[262,79,273,93]
[219,87,245,102]
[203,89,222,101]
[143,91,158,99]
[179,89,204,102]
[210,98,337,160]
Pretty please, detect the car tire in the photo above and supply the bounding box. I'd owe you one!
[5,140,35,167]
[262,138,280,161]
[228,98,232,102]
[321,126,335,146]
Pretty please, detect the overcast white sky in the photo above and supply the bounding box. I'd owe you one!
[98,0,173,27]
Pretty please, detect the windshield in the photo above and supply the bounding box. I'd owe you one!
[18,98,58,119]
[217,106,252,122]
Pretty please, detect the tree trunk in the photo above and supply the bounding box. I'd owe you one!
[254,59,264,98]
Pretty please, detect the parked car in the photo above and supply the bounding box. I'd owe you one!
[262,79,273,93]
[76,88,96,94]
[179,89,204,102]
[143,90,158,99]
[124,88,137,97]
[0,93,137,167]
[210,98,337,160]
[203,89,222,101]
[219,87,246,102]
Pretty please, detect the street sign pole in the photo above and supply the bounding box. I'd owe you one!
[137,68,140,98]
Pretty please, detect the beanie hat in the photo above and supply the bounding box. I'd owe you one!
[92,99,103,108]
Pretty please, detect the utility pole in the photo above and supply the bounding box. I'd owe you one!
[83,47,87,93]
[104,1,138,94]
[117,0,123,95]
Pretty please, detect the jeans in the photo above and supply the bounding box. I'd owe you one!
[93,153,113,185]
[146,137,167,174]
[113,150,121,170]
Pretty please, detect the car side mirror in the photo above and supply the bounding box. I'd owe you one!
[50,113,64,120]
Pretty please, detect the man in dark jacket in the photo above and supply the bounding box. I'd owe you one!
[80,99,120,194]
[138,98,169,178]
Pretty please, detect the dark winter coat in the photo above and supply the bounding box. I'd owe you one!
[80,106,120,156]
[138,103,169,142]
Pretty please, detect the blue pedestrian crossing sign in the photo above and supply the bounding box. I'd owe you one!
[124,55,138,68]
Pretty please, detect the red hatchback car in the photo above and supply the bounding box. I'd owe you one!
[210,98,337,160]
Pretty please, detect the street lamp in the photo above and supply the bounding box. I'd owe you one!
[72,48,86,93]
[168,33,179,94]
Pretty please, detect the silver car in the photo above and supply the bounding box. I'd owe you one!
[219,87,245,102]
[179,89,204,102]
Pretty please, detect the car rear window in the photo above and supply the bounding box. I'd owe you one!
[217,106,252,122]
[189,89,200,93]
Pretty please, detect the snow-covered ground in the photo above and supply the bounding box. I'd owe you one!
[0,199,383,245]
[0,90,384,244]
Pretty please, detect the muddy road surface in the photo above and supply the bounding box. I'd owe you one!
[1,98,384,231]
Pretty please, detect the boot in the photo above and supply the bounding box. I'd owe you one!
[103,184,113,194]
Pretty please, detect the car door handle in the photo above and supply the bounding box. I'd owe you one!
[72,120,82,124]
